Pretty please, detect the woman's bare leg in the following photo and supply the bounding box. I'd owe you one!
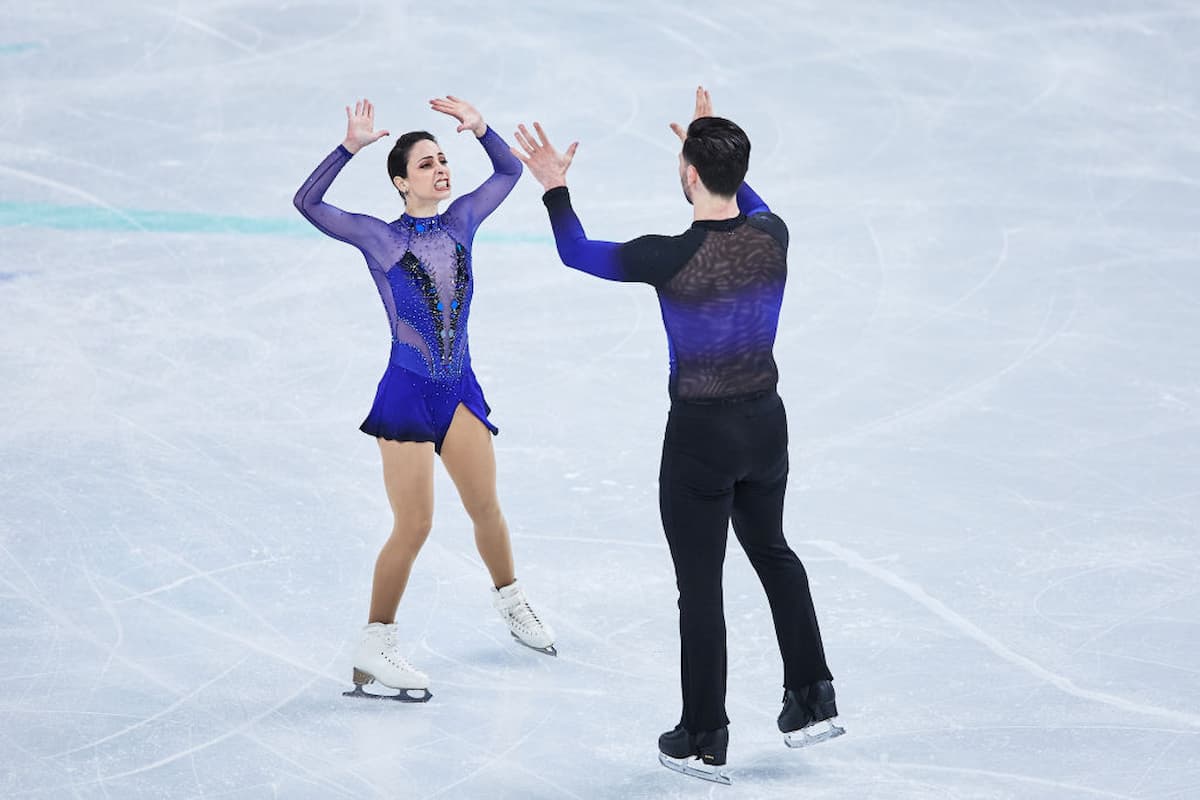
[370,439,436,623]
[439,405,515,588]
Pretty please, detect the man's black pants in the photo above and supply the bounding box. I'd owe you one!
[659,391,833,733]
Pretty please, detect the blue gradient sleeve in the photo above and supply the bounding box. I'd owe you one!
[737,182,769,216]
[541,187,629,281]
[542,187,707,286]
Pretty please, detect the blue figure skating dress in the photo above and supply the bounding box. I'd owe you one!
[293,128,521,452]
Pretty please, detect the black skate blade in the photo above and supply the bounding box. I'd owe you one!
[658,752,731,785]
[783,718,845,748]
[510,631,557,657]
[342,684,432,703]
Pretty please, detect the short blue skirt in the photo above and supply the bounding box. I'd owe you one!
[360,361,497,454]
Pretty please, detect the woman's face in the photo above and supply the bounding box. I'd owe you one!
[395,139,452,209]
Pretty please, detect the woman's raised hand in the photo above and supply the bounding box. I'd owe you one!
[342,99,390,154]
[430,96,487,138]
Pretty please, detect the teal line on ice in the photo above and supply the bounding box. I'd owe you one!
[0,202,552,244]
[0,201,314,236]
[0,43,45,55]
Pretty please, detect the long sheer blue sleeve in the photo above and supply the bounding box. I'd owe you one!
[293,145,392,259]
[445,127,522,236]
[737,182,769,216]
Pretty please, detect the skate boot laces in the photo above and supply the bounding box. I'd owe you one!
[492,581,555,653]
[383,640,419,674]
[500,591,543,636]
[369,624,421,675]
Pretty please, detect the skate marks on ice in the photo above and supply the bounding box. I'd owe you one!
[33,606,375,795]
[412,707,575,800]
[808,539,1200,729]
[728,751,1152,800]
[810,755,1149,800]
[807,291,1077,458]
[42,656,252,759]
[416,615,635,698]
[39,673,363,798]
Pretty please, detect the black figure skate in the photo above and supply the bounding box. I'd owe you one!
[778,679,844,748]
[657,724,731,785]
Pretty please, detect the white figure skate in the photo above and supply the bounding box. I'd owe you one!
[492,580,557,656]
[343,622,432,703]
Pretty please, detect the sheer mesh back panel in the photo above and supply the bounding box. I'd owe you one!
[659,224,786,401]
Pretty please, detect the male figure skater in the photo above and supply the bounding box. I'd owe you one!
[512,87,843,783]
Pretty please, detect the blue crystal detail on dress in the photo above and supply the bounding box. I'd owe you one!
[401,214,442,235]
[444,242,468,357]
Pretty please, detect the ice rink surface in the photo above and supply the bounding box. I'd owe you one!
[2,1,1199,797]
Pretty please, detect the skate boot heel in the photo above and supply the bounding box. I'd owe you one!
[696,727,729,766]
[812,698,838,720]
[658,725,732,785]
[352,668,374,686]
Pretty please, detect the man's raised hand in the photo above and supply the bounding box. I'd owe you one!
[670,85,714,143]
[511,122,578,191]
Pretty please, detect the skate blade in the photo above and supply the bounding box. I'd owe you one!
[342,683,432,703]
[658,752,731,785]
[784,718,845,748]
[510,631,557,657]
[343,670,431,703]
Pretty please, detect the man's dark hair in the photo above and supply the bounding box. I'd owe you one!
[387,131,438,183]
[681,117,750,197]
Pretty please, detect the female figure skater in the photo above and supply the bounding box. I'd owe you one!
[294,97,555,701]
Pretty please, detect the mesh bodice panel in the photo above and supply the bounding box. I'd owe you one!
[378,217,472,375]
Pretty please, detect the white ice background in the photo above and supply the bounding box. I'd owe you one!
[1,1,1199,798]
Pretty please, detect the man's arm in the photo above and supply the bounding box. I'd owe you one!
[542,186,690,285]
[513,122,692,286]
[541,186,623,280]
[737,182,770,216]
